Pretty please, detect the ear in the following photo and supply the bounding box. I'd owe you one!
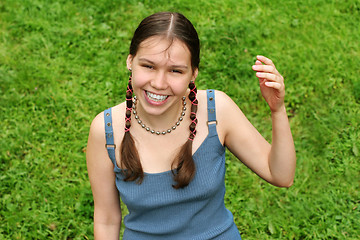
[126,54,133,70]
[191,68,199,82]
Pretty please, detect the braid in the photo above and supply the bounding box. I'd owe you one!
[188,81,198,141]
[125,74,133,132]
[171,81,197,189]
[120,71,143,183]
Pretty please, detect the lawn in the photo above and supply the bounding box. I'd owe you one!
[1,0,359,239]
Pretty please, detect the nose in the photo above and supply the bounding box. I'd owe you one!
[150,71,168,90]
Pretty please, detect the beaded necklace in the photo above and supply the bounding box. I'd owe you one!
[132,96,187,135]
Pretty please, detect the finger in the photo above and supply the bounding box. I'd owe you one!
[264,81,282,89]
[256,55,275,67]
[252,64,277,73]
[254,60,265,82]
[256,72,282,82]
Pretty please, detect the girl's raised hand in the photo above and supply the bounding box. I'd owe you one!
[252,55,285,113]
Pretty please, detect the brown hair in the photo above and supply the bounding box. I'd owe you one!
[120,12,200,189]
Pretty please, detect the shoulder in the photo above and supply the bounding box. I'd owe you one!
[199,89,241,113]
[194,90,245,143]
[212,90,245,115]
[196,89,242,116]
[88,102,126,143]
[86,103,125,169]
[197,89,235,103]
[196,89,232,103]
[88,110,105,142]
[211,90,248,139]
[214,90,236,104]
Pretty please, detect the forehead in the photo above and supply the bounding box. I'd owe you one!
[135,36,191,65]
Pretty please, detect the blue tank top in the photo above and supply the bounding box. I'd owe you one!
[104,90,241,239]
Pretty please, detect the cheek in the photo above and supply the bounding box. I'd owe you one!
[131,73,148,91]
[171,79,190,95]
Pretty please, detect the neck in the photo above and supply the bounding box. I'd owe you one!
[133,97,187,133]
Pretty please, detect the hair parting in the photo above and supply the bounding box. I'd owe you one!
[167,13,174,36]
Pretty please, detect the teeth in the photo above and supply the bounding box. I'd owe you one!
[146,91,168,102]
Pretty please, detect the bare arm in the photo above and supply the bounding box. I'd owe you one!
[87,112,121,239]
[268,106,296,186]
[219,56,296,187]
[253,55,296,186]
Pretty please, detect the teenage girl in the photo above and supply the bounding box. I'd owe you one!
[86,12,296,239]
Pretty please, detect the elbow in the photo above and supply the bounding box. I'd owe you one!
[270,175,294,188]
[275,179,294,188]
[282,180,294,188]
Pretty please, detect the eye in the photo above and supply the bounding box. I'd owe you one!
[171,69,183,74]
[142,64,154,69]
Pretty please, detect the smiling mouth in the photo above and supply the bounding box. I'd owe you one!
[146,91,169,102]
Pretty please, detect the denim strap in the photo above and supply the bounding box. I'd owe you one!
[104,108,116,166]
[206,89,217,135]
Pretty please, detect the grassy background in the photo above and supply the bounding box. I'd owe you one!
[1,0,359,239]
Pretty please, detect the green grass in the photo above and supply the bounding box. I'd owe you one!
[1,0,359,239]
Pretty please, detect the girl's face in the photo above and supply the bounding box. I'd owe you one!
[127,36,198,117]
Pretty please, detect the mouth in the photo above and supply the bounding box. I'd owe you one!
[145,90,169,102]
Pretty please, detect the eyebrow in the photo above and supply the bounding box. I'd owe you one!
[138,58,189,69]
